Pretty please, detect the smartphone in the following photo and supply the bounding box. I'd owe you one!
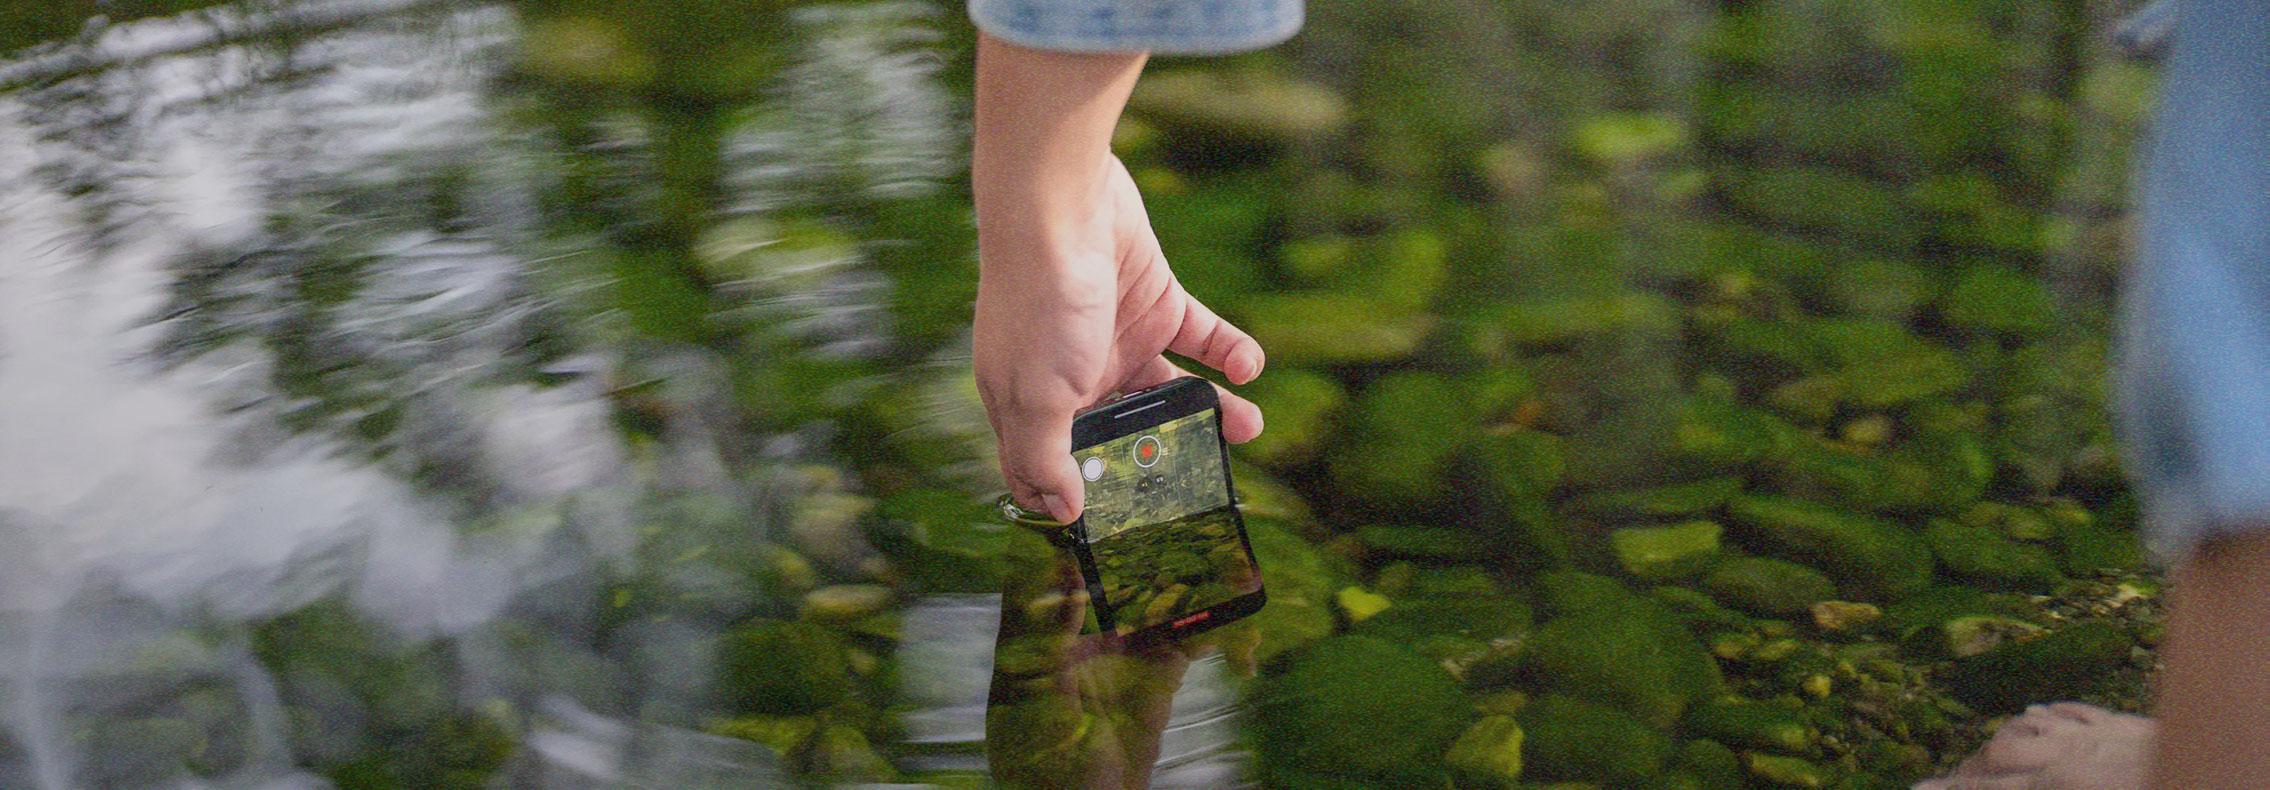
[1068,376,1266,647]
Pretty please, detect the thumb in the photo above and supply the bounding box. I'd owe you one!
[993,401,1085,524]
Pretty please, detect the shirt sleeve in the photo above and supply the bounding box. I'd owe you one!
[969,0,1303,55]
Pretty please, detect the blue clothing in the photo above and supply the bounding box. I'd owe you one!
[968,0,1302,54]
[2121,0,2270,561]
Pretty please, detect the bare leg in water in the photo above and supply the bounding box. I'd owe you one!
[2150,531,2270,790]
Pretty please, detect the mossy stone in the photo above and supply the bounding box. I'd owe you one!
[1682,700,1819,754]
[1353,596,1533,659]
[1518,694,1674,785]
[1252,636,1469,783]
[2057,519,2142,574]
[1925,519,2063,591]
[1575,476,1745,519]
[1937,622,2137,714]
[1724,495,1932,600]
[1445,714,1526,789]
[1700,558,1837,618]
[1505,588,1722,728]
[1244,517,1343,661]
[1612,521,1726,583]
[1744,752,1832,788]
[1332,373,1474,504]
[1672,739,1746,790]
[1939,265,2054,335]
[1240,293,1435,365]
[1356,525,1496,561]
[1235,368,1347,467]
[718,620,851,715]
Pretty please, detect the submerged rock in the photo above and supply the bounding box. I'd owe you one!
[1725,495,1933,600]
[1251,636,1468,784]
[1519,694,1675,786]
[1445,714,1527,789]
[717,620,852,715]
[1701,557,1837,618]
[1682,699,1819,754]
[1926,519,2064,591]
[1613,521,1726,583]
[1937,622,2136,715]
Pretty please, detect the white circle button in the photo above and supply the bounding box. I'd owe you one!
[1081,457,1104,481]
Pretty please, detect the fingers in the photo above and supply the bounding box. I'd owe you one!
[1116,356,1264,444]
[1165,290,1265,385]
[987,391,1086,524]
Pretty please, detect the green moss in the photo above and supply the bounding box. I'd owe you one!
[1612,522,1726,583]
[1517,695,1674,786]
[718,620,851,715]
[1246,517,1345,661]
[1725,495,1933,600]
[1701,558,1837,618]
[1252,636,1469,783]
[1936,622,2136,714]
[1683,700,1818,754]
[1240,293,1435,365]
[1235,368,1348,467]
[1445,714,1527,789]
[1925,519,2064,591]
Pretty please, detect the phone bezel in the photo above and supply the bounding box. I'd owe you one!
[1069,377,1267,648]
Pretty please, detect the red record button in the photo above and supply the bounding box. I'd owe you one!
[1133,435,1162,467]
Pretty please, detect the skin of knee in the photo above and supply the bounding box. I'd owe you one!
[2150,528,2270,790]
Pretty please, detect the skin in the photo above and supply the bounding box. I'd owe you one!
[970,31,1266,527]
[2149,530,2270,790]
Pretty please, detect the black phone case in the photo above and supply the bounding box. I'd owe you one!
[1068,377,1268,648]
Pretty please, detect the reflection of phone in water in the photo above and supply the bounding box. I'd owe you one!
[1069,377,1266,647]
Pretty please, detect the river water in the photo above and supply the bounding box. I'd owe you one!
[0,2,1250,787]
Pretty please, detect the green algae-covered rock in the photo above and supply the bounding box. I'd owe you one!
[1478,293,1680,348]
[1671,399,1797,469]
[1940,265,2054,335]
[1806,319,1968,408]
[718,620,851,715]
[1724,495,1933,600]
[1127,66,1351,143]
[1234,367,1347,467]
[1352,596,1533,660]
[1332,373,1474,504]
[1445,714,1526,789]
[1613,521,1725,583]
[1518,695,1674,786]
[1252,636,1468,784]
[2057,518,2143,574]
[870,487,1007,593]
[1245,517,1344,661]
[1534,570,1644,619]
[1683,700,1818,754]
[1936,622,2137,714]
[1474,427,1567,500]
[1925,519,2064,591]
[1744,752,1832,788]
[1717,166,1919,248]
[1672,739,1747,790]
[1576,476,1745,519]
[1701,557,1837,618]
[1499,577,1723,728]
[1356,525,1496,561]
[1240,293,1435,365]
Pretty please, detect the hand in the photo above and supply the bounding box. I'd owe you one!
[985,517,1260,790]
[973,155,1265,524]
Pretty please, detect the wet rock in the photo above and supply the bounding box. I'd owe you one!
[1127,67,1351,144]
[1682,699,1818,754]
[869,487,1006,593]
[1354,525,1495,561]
[2057,519,2143,575]
[1612,521,1726,583]
[1743,752,1831,787]
[1239,293,1435,365]
[1671,398,1799,470]
[1718,165,1919,248]
[1233,368,1346,467]
[1477,292,1680,348]
[1251,636,1467,784]
[800,583,895,623]
[1805,319,1968,408]
[1445,714,1526,789]
[1926,519,2064,591]
[1334,585,1391,622]
[1351,596,1532,662]
[1518,694,1674,786]
[1331,373,1473,503]
[1575,476,1745,519]
[811,722,895,781]
[1245,517,1343,661]
[717,620,851,715]
[1937,622,2136,715]
[1473,426,1567,500]
[1701,557,1837,618]
[1724,495,1933,600]
[1672,739,1746,790]
[1500,581,1722,728]
[1939,264,2055,335]
[788,489,879,571]
[1809,601,1882,634]
[1958,502,2056,542]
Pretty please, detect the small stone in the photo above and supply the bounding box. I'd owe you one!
[1335,586,1392,623]
[1445,715,1526,789]
[801,584,894,623]
[1809,601,1882,633]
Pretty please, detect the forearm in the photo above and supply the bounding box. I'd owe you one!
[971,30,1145,264]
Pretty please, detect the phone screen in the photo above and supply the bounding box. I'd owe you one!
[1075,407,1261,638]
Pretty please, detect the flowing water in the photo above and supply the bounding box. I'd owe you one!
[0,2,1265,787]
